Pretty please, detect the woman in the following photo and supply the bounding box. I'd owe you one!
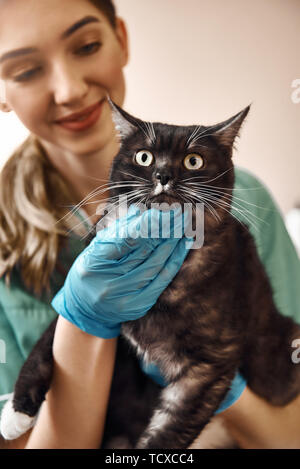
[0,0,300,449]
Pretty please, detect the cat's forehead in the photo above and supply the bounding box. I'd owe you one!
[138,122,208,152]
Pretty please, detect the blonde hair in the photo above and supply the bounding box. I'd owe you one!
[0,135,79,297]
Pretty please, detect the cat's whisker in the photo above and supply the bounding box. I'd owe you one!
[78,190,150,240]
[135,120,156,145]
[219,200,260,232]
[148,122,156,144]
[206,188,273,216]
[181,167,234,186]
[190,124,223,143]
[76,195,141,242]
[202,200,222,223]
[188,187,261,229]
[59,182,112,209]
[179,186,261,232]
[188,189,257,231]
[57,181,121,213]
[204,194,261,232]
[186,126,202,147]
[75,196,116,207]
[57,182,146,225]
[81,188,148,206]
[78,174,112,183]
[203,167,234,185]
[186,124,216,147]
[185,182,263,192]
[185,185,270,225]
[203,188,272,216]
[181,176,208,183]
[177,187,221,223]
[119,171,151,183]
[212,197,257,231]
[65,188,149,237]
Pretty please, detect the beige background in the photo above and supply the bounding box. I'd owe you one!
[116,0,300,214]
[0,0,299,214]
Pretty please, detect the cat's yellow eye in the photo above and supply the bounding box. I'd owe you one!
[183,154,204,170]
[135,150,154,167]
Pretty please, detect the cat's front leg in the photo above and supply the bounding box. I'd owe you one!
[136,366,236,449]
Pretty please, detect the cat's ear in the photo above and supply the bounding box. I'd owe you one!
[211,105,251,149]
[107,96,140,140]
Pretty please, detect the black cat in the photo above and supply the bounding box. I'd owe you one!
[1,100,300,449]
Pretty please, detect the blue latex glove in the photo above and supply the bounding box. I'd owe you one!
[51,205,191,338]
[140,360,246,414]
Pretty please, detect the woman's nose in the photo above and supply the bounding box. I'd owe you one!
[51,63,88,106]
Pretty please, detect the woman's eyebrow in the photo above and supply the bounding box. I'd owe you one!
[0,15,101,64]
[0,47,38,64]
[61,15,101,39]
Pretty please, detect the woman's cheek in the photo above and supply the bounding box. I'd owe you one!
[13,102,49,137]
[104,60,126,98]
[7,86,45,126]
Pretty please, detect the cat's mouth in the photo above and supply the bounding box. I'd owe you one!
[146,183,186,206]
[147,192,183,207]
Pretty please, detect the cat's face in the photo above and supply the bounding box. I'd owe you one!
[108,100,249,227]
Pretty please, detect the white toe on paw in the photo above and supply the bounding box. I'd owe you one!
[0,396,37,440]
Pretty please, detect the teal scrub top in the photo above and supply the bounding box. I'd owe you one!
[0,167,300,413]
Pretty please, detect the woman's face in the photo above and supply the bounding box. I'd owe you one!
[0,0,128,156]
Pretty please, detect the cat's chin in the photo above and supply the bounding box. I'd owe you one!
[146,194,184,207]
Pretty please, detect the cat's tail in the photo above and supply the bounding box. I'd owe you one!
[0,318,57,440]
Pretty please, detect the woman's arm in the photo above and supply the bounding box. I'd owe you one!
[222,386,300,449]
[25,316,117,449]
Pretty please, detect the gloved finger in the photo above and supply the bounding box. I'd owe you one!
[125,236,192,318]
[106,237,184,296]
[135,207,187,240]
[81,207,146,269]
[89,207,142,260]
[109,234,189,304]
[85,205,164,264]
[98,206,184,245]
[152,236,192,287]
[103,213,188,276]
[84,207,187,270]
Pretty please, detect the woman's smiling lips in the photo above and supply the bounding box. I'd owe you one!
[54,98,105,132]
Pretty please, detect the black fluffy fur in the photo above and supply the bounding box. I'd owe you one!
[8,102,300,448]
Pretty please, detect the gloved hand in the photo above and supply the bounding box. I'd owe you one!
[140,360,246,414]
[51,205,191,338]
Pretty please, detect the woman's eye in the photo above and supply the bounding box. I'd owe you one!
[76,41,101,56]
[135,150,154,167]
[183,154,204,170]
[13,67,42,82]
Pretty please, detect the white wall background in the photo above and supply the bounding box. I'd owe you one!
[0,113,29,166]
[0,0,299,215]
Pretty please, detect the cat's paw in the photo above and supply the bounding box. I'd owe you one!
[0,396,37,440]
